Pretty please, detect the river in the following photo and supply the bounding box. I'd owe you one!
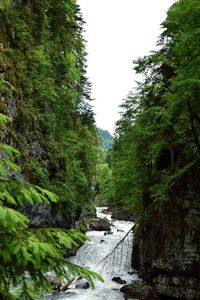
[46,207,138,300]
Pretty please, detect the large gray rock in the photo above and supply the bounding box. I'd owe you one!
[120,280,158,300]
[23,202,75,229]
[112,277,126,284]
[88,217,111,231]
[75,278,90,289]
[111,208,135,222]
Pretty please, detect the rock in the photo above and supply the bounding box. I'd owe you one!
[153,274,200,300]
[66,246,78,257]
[112,277,126,284]
[117,229,125,232]
[75,278,90,289]
[104,231,113,235]
[23,202,76,229]
[46,275,62,292]
[102,208,112,214]
[120,280,158,300]
[111,208,135,222]
[132,161,200,299]
[100,239,105,243]
[128,271,137,275]
[75,282,90,289]
[77,276,83,280]
[88,217,111,231]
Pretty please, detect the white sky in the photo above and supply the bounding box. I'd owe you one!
[77,0,175,133]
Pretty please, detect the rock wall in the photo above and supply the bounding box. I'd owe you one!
[0,1,98,230]
[132,161,200,299]
[111,207,136,222]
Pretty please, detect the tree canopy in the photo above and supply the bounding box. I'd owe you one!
[0,0,102,298]
[111,0,200,216]
[0,0,98,222]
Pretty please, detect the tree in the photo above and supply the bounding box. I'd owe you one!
[0,113,102,300]
[95,163,113,206]
[111,0,200,217]
[0,0,98,226]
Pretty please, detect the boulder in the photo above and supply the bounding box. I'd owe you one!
[88,217,111,231]
[104,231,113,235]
[111,208,135,222]
[112,277,126,284]
[75,278,90,289]
[120,280,158,300]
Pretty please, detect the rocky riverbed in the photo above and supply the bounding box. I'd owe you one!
[45,207,138,300]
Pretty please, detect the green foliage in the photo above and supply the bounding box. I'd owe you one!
[95,163,114,206]
[0,1,102,298]
[0,114,103,299]
[111,0,200,217]
[0,113,11,128]
[94,129,114,207]
[0,78,14,96]
[0,0,98,222]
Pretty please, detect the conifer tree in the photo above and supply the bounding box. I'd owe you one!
[0,113,102,300]
[0,0,98,224]
[111,0,200,216]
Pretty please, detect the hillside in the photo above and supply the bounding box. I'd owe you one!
[97,128,113,151]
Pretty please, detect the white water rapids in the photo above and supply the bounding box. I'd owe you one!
[46,207,138,300]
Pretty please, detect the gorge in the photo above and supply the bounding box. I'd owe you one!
[0,0,200,299]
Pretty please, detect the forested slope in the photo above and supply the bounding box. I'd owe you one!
[1,0,200,298]
[97,128,113,151]
[0,0,98,227]
[0,1,102,298]
[112,0,200,225]
[111,0,200,298]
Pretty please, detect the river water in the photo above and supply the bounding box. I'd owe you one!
[46,207,138,300]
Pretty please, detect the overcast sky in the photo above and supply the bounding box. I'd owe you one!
[77,0,175,133]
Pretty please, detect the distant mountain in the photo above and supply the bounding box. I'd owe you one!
[97,128,113,151]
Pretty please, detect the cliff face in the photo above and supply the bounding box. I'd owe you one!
[133,162,200,299]
[0,1,98,229]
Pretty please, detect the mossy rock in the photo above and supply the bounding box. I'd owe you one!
[88,217,111,231]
